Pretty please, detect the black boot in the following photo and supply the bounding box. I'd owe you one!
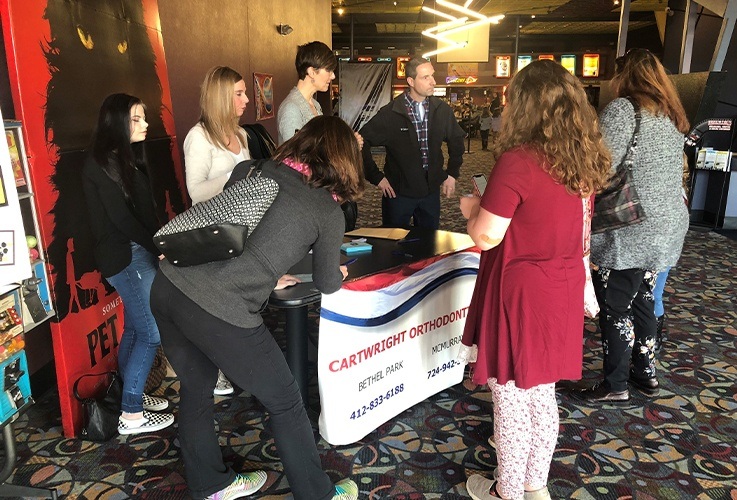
[655,314,668,351]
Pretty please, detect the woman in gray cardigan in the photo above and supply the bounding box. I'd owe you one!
[277,41,336,145]
[151,116,364,500]
[576,49,689,404]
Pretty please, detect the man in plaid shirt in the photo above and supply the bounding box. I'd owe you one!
[360,58,465,229]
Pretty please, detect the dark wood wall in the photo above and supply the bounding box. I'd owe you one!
[158,0,332,160]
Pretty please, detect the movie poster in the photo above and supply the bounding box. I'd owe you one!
[1,0,187,437]
[254,72,274,120]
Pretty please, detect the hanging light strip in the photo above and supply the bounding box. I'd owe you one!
[421,0,505,59]
[423,16,470,35]
[436,0,488,20]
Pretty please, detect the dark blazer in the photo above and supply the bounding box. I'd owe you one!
[359,94,465,198]
[82,154,161,277]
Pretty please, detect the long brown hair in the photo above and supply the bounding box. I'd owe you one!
[273,115,364,202]
[611,49,689,134]
[493,60,611,196]
[198,66,248,151]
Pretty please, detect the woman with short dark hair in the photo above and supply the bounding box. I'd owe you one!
[277,41,337,145]
[151,115,363,500]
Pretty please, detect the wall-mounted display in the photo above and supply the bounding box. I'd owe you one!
[561,55,576,75]
[253,73,274,121]
[583,54,600,77]
[397,57,410,78]
[538,54,555,61]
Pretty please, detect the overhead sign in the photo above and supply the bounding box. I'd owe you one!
[538,54,555,60]
[445,76,478,84]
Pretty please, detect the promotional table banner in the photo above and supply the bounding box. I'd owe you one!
[318,251,480,445]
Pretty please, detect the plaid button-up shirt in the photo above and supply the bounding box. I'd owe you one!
[404,92,430,170]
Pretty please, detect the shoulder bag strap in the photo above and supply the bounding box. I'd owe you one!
[621,97,642,170]
[73,371,118,401]
[247,158,268,179]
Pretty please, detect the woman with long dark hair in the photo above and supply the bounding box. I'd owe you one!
[576,49,689,403]
[82,93,174,435]
[459,60,610,500]
[151,115,363,500]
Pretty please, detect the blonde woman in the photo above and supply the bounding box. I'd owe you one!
[460,60,610,500]
[183,66,251,396]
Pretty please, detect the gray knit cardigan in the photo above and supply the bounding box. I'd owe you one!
[590,97,688,272]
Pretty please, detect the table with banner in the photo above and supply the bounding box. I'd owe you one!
[269,229,480,445]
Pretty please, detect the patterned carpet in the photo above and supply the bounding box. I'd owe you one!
[2,138,736,499]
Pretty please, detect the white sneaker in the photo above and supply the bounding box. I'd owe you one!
[214,370,234,396]
[118,411,174,435]
[142,393,169,411]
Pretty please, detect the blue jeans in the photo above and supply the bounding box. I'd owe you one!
[653,267,671,318]
[106,242,160,413]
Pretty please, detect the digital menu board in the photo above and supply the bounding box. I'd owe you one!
[517,55,532,71]
[583,54,600,77]
[561,55,576,75]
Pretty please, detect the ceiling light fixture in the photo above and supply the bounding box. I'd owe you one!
[337,7,344,15]
[421,0,504,59]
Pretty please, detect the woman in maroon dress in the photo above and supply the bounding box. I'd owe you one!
[460,60,610,500]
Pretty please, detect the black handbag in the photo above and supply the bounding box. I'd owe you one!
[154,159,278,267]
[341,201,358,232]
[591,98,646,234]
[73,371,123,441]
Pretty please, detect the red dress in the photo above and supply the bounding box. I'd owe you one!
[462,148,585,389]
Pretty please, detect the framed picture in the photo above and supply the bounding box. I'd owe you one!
[253,73,274,121]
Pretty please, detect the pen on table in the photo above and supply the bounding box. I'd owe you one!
[342,258,358,266]
[398,238,420,244]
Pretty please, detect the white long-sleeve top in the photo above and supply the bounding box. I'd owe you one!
[184,123,250,204]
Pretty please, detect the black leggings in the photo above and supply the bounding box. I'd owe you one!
[150,272,334,500]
